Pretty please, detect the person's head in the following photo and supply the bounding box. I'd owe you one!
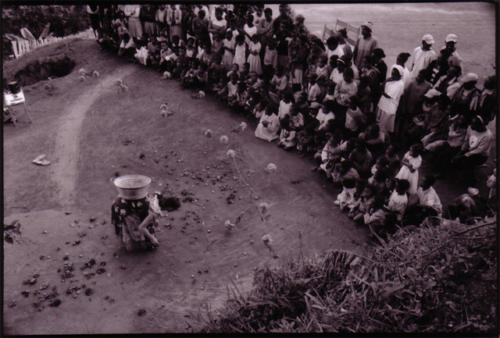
[446,64,462,79]
[361,22,372,38]
[471,116,486,132]
[343,68,354,83]
[251,34,259,43]
[385,144,397,157]
[225,29,233,40]
[123,33,130,42]
[160,41,168,50]
[445,33,458,51]
[243,62,250,72]
[256,6,263,16]
[421,34,434,50]
[484,75,496,90]
[283,91,294,103]
[264,7,273,20]
[395,179,410,195]
[309,73,317,84]
[336,58,346,72]
[415,69,427,83]
[372,48,386,62]
[279,4,288,16]
[295,14,305,26]
[362,184,375,198]
[265,103,274,115]
[409,143,423,157]
[236,33,245,45]
[462,72,478,90]
[396,52,411,67]
[215,7,223,19]
[372,196,385,210]
[247,14,254,25]
[318,55,328,67]
[326,36,339,51]
[338,28,347,42]
[391,65,403,81]
[198,9,206,19]
[340,160,353,174]
[421,175,436,190]
[187,37,195,46]
[329,55,339,68]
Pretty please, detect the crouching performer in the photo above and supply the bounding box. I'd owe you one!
[111,175,167,251]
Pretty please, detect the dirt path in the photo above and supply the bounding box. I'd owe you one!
[51,66,135,207]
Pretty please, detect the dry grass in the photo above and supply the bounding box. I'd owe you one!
[201,217,497,333]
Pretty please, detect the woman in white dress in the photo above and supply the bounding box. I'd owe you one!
[247,35,262,75]
[395,143,423,195]
[233,33,247,70]
[376,64,405,138]
[255,105,280,142]
[221,30,235,70]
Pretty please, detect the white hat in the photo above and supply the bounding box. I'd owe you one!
[361,21,373,30]
[422,34,434,45]
[461,72,479,83]
[467,187,479,196]
[391,64,404,77]
[445,33,458,43]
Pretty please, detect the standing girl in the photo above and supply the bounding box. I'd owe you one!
[395,143,423,196]
[233,33,247,71]
[221,30,235,70]
[247,34,262,75]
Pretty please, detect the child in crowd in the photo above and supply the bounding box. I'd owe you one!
[279,104,304,150]
[233,33,247,70]
[255,104,280,142]
[253,99,266,119]
[386,178,410,223]
[351,184,376,223]
[395,143,423,196]
[278,91,294,122]
[226,73,239,105]
[221,30,235,70]
[263,38,278,79]
[247,34,262,75]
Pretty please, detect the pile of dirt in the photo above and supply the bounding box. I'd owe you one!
[12,55,75,87]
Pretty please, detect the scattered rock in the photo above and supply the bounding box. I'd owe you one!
[85,288,94,296]
[96,268,106,275]
[89,217,96,223]
[21,290,30,297]
[49,299,61,307]
[8,301,16,308]
[137,309,147,316]
[139,153,145,160]
[64,211,71,215]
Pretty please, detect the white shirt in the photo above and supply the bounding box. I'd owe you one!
[417,186,442,214]
[410,46,436,78]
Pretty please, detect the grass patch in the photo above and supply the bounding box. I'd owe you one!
[200,218,497,333]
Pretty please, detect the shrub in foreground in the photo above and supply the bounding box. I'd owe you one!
[201,218,497,333]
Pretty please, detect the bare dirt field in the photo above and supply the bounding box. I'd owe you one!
[3,40,370,334]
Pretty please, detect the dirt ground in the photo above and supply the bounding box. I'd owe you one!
[3,40,371,334]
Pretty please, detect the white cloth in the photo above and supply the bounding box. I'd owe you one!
[387,190,408,218]
[410,46,436,78]
[278,100,292,120]
[377,79,404,115]
[255,113,280,142]
[417,186,442,214]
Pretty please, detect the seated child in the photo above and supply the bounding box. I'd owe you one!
[279,104,304,150]
[134,38,149,66]
[385,179,410,222]
[352,184,376,223]
[226,74,239,105]
[118,33,136,58]
[253,99,266,119]
[255,104,280,142]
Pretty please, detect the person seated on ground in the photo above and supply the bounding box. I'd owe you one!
[238,62,251,83]
[322,81,336,103]
[185,37,197,60]
[486,168,497,212]
[370,156,389,180]
[146,36,160,67]
[364,197,387,238]
[315,132,337,175]
[231,80,248,111]
[451,116,493,186]
[335,160,360,209]
[195,62,209,91]
[277,91,294,122]
[329,55,344,85]
[351,183,376,223]
[315,100,335,133]
[409,175,443,220]
[346,179,367,214]
[134,38,149,66]
[296,120,317,155]
[225,73,239,104]
[385,178,410,223]
[278,103,304,150]
[315,54,330,80]
[447,187,481,224]
[395,143,423,197]
[172,46,188,79]
[255,103,280,142]
[348,139,373,179]
[213,76,227,98]
[159,41,177,72]
[359,123,385,156]
[269,65,289,100]
[181,58,200,88]
[305,73,321,105]
[118,33,136,58]
[111,192,173,251]
[252,98,266,119]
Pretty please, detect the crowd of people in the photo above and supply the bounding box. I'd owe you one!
[90,3,497,240]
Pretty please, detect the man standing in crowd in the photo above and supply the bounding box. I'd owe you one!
[353,21,377,70]
[410,34,436,79]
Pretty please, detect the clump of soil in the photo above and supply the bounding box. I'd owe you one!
[12,55,75,86]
